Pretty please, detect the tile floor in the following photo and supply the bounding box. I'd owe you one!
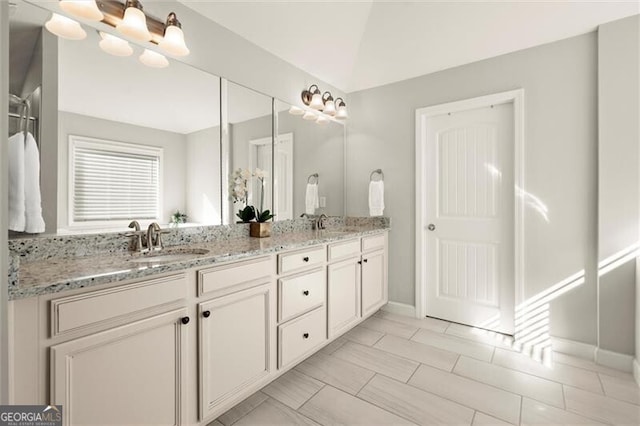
[210,311,640,425]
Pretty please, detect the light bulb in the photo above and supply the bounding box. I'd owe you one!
[335,98,348,119]
[158,13,189,56]
[309,92,324,110]
[45,13,87,40]
[323,100,336,116]
[99,32,133,57]
[59,1,103,21]
[139,49,169,68]
[117,1,151,41]
[316,115,329,124]
[302,111,316,121]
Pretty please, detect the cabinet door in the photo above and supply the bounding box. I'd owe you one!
[327,257,361,338]
[50,308,189,426]
[361,249,387,317]
[199,282,275,420]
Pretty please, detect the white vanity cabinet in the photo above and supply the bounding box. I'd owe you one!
[361,234,388,317]
[197,257,276,420]
[276,247,328,369]
[45,273,190,426]
[327,238,363,338]
[50,308,189,426]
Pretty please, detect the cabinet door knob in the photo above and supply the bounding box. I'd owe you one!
[303,256,310,262]
[181,316,190,325]
[303,333,309,339]
[428,224,436,231]
[363,259,368,263]
[303,290,310,296]
[202,310,211,318]
[357,260,362,265]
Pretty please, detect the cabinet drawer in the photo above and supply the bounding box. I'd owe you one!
[199,256,272,296]
[328,239,361,261]
[278,246,325,275]
[51,273,186,336]
[278,268,325,323]
[362,233,385,252]
[278,306,326,368]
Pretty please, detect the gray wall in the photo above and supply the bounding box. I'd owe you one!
[57,112,188,229]
[598,15,639,356]
[347,33,599,346]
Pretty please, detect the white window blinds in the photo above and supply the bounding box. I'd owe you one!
[70,136,162,223]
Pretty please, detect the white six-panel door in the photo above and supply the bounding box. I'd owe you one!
[424,103,515,334]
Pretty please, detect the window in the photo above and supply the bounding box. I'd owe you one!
[69,136,162,226]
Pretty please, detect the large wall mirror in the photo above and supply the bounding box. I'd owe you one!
[9,0,222,236]
[274,100,345,219]
[7,0,347,237]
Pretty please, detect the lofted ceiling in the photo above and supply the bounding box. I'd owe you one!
[179,0,640,93]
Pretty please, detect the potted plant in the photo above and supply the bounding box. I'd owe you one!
[231,168,274,237]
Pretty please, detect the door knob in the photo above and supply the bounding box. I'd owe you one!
[428,224,436,231]
[202,310,211,318]
[181,316,190,325]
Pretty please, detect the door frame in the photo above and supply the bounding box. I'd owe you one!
[414,89,525,324]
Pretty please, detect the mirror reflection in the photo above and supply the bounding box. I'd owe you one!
[223,81,273,225]
[8,1,221,236]
[275,100,345,219]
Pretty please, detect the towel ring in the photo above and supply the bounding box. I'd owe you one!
[307,173,319,184]
[370,169,384,182]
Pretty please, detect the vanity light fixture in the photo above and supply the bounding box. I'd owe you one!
[335,97,348,119]
[59,0,104,21]
[45,13,87,40]
[301,85,324,110]
[321,92,336,116]
[300,84,348,121]
[116,0,151,42]
[139,48,169,68]
[158,12,189,56]
[98,31,133,56]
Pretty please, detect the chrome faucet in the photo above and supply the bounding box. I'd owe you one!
[146,222,163,252]
[316,214,328,230]
[126,220,145,252]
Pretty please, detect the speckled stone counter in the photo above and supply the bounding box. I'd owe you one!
[8,217,390,300]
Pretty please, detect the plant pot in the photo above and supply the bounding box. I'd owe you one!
[250,222,271,238]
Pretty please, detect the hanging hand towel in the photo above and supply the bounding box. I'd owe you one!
[369,180,385,216]
[305,183,319,215]
[24,132,46,233]
[8,132,26,232]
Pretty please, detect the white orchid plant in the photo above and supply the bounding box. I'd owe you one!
[231,168,274,223]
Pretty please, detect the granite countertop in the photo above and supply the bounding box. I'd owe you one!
[10,226,388,300]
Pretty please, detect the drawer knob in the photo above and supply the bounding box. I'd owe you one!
[303,256,310,262]
[363,259,368,263]
[202,310,211,318]
[181,316,190,325]
[357,260,362,265]
[303,333,309,339]
[303,290,310,296]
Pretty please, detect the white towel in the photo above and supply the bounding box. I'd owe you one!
[24,132,45,233]
[369,180,385,216]
[305,183,319,215]
[8,132,26,232]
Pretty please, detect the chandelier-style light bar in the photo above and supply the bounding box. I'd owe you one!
[299,84,348,122]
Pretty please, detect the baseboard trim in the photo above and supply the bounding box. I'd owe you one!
[596,348,634,373]
[634,359,640,387]
[550,336,596,361]
[381,301,416,318]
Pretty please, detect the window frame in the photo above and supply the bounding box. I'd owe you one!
[67,135,163,230]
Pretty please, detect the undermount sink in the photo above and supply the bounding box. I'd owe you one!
[317,228,359,236]
[129,248,210,265]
